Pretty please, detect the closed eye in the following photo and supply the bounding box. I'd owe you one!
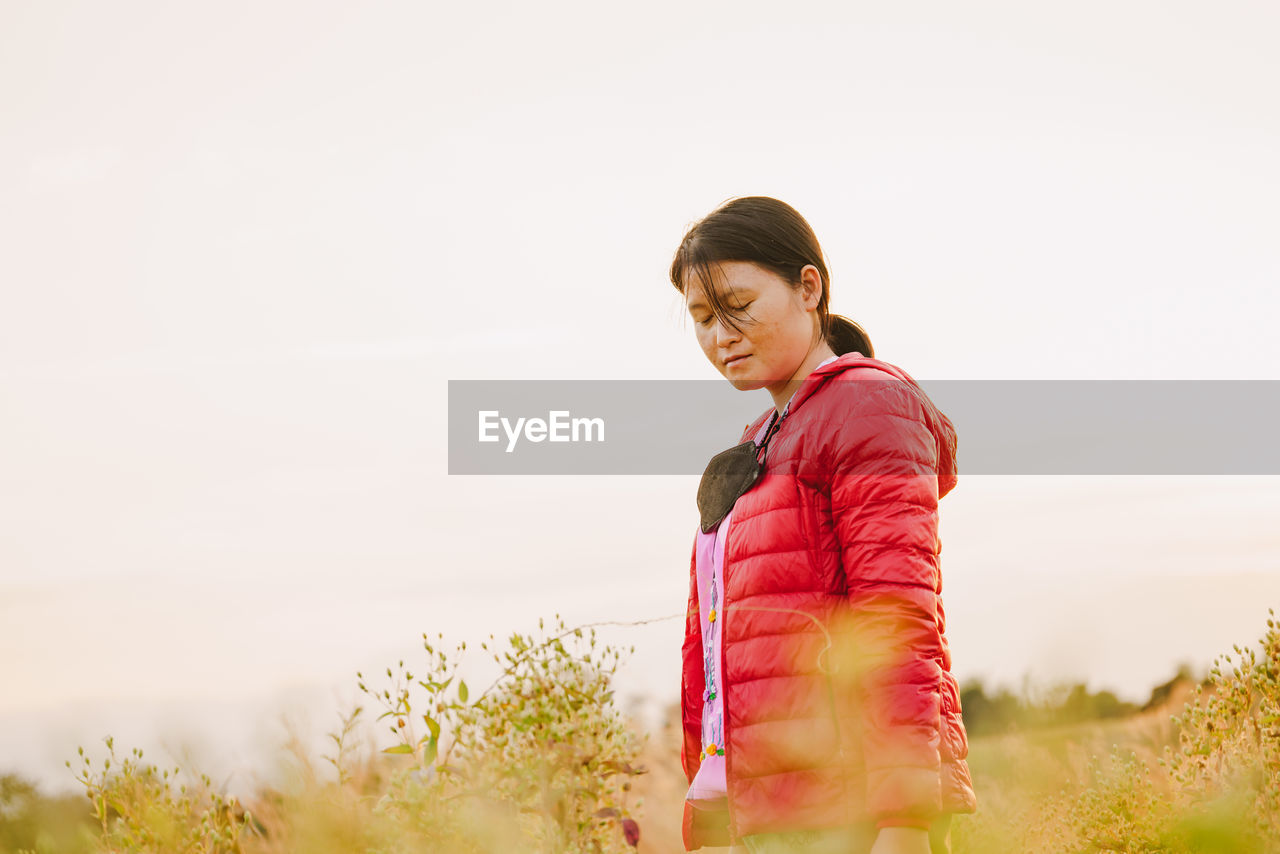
[694,302,753,327]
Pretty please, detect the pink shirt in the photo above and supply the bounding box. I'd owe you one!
[685,356,838,810]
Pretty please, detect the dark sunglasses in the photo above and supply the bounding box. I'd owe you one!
[696,411,783,534]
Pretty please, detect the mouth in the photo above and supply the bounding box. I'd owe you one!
[723,355,751,368]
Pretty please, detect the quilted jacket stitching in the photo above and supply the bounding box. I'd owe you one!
[680,355,975,849]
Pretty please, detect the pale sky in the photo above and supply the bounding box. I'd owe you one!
[2,0,1279,793]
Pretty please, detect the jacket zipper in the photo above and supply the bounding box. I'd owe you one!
[720,509,737,842]
[719,410,779,844]
[716,398,803,845]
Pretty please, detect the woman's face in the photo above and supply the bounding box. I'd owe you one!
[684,261,823,394]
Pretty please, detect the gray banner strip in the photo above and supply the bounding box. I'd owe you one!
[448,380,1280,475]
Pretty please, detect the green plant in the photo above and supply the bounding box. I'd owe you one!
[67,738,252,853]
[358,613,647,853]
[66,614,647,853]
[1035,608,1280,853]
[0,773,96,854]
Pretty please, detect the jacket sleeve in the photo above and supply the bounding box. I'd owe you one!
[826,380,945,829]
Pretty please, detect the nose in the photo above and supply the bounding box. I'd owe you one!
[713,315,741,346]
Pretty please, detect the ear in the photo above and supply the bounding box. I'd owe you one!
[798,264,823,309]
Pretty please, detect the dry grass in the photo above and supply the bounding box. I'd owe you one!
[43,610,1280,853]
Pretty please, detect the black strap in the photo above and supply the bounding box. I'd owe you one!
[754,410,784,464]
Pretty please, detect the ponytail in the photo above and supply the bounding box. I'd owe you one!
[826,314,874,358]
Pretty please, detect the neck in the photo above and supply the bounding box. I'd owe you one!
[767,341,838,414]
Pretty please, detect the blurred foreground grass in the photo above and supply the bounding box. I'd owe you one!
[3,609,1278,853]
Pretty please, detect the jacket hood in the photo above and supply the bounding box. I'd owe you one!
[768,352,959,499]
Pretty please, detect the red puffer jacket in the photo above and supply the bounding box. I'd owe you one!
[679,352,977,850]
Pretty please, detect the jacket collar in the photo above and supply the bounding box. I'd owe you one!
[749,351,960,499]
[780,350,873,415]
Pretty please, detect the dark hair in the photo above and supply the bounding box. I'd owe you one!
[669,196,873,358]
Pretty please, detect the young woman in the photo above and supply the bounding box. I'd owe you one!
[672,197,977,854]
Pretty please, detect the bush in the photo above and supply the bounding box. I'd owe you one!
[959,678,1142,737]
[1044,608,1280,853]
[68,614,647,854]
[0,773,96,854]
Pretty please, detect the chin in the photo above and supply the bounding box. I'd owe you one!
[726,376,767,392]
